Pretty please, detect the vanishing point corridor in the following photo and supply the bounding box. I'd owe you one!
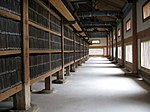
[31,57,150,112]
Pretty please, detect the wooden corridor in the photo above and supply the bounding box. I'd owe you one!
[30,57,150,112]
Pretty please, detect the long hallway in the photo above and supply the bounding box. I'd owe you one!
[32,57,150,112]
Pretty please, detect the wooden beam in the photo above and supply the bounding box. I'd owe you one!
[121,19,125,67]
[49,0,75,21]
[72,22,82,31]
[58,17,65,80]
[0,84,22,102]
[30,67,62,84]
[111,32,114,59]
[13,0,31,110]
[115,26,118,62]
[0,9,21,21]
[106,36,109,56]
[0,50,21,56]
[132,1,138,75]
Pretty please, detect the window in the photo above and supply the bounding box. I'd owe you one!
[142,1,150,21]
[113,34,115,40]
[125,44,132,63]
[141,40,150,69]
[92,40,101,44]
[126,19,131,32]
[118,28,121,37]
[89,48,103,55]
[118,46,122,59]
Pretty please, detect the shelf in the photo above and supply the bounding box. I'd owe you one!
[64,61,74,68]
[64,50,74,53]
[29,21,61,36]
[75,59,80,62]
[29,21,50,32]
[36,0,61,20]
[29,50,62,54]
[30,67,62,85]
[51,50,62,53]
[0,9,21,21]
[64,36,73,41]
[75,50,80,52]
[75,41,80,45]
[50,30,61,37]
[0,84,22,102]
[0,50,21,56]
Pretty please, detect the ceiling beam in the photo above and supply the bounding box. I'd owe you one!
[78,10,122,18]
[82,21,116,26]
[85,25,113,29]
[100,0,122,10]
[88,33,107,38]
[71,0,90,4]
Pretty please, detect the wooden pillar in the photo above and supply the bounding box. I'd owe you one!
[13,0,31,110]
[106,36,109,57]
[45,76,53,90]
[121,19,125,67]
[57,16,65,80]
[132,0,138,75]
[44,3,53,92]
[115,26,118,62]
[65,66,70,76]
[70,64,75,72]
[111,31,114,59]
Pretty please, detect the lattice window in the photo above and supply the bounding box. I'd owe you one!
[89,48,103,55]
[126,19,131,31]
[143,1,150,21]
[141,40,150,69]
[125,44,132,63]
[118,46,122,59]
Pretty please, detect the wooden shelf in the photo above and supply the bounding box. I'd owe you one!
[64,36,73,41]
[75,41,80,44]
[50,30,61,36]
[51,50,62,53]
[64,50,74,53]
[0,50,21,56]
[29,21,61,37]
[75,59,80,62]
[0,84,22,102]
[29,21,50,32]
[37,0,61,20]
[29,50,62,54]
[64,61,74,68]
[75,50,80,52]
[30,67,62,85]
[0,9,21,21]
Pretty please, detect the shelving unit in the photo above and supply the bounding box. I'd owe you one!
[0,0,89,110]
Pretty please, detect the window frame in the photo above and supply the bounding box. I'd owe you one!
[126,18,131,32]
[142,1,150,22]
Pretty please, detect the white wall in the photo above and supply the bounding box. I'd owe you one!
[90,38,107,46]
[124,9,133,39]
[117,22,122,42]
[137,0,150,33]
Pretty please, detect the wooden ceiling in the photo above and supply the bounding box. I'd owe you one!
[70,0,127,40]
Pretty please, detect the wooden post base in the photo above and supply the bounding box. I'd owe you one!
[70,64,75,72]
[78,61,82,66]
[10,104,39,112]
[39,88,55,94]
[65,66,70,76]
